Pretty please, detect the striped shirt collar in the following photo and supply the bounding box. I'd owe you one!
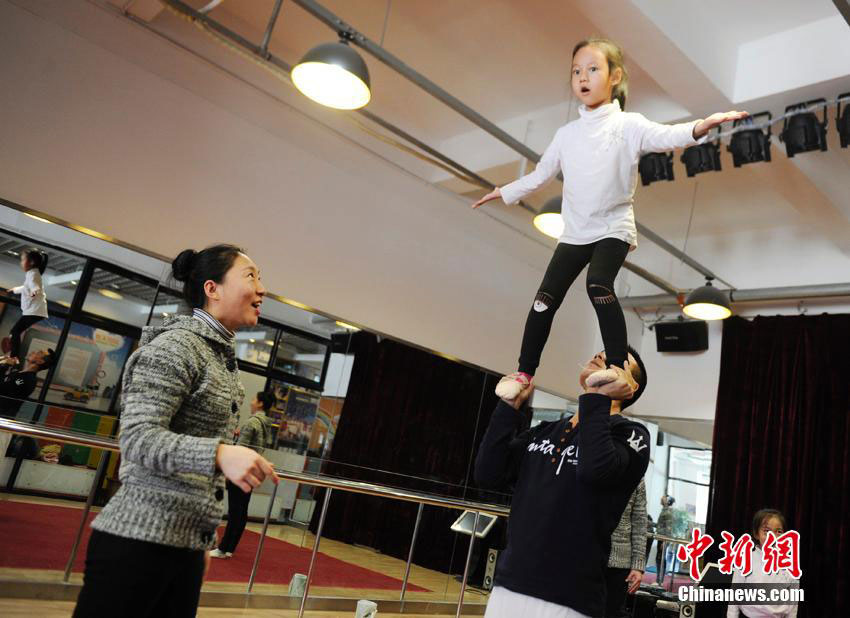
[192,308,235,341]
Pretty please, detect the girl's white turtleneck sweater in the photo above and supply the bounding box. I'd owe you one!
[500,100,707,249]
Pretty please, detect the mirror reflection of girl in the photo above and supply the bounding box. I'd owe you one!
[3,249,49,365]
[73,245,279,618]
[472,38,747,402]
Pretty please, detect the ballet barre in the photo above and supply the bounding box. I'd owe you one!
[0,416,510,617]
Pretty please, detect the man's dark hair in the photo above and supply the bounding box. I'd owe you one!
[256,390,276,412]
[620,345,646,411]
[38,349,56,372]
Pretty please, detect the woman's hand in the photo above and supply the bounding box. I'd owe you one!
[471,188,501,209]
[216,444,278,493]
[626,569,643,594]
[693,111,749,138]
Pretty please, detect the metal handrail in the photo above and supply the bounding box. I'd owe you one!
[2,416,698,613]
[1,415,511,616]
[0,417,511,517]
[0,417,120,452]
[649,532,690,545]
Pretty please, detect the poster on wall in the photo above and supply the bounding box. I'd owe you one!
[57,347,92,385]
[310,398,343,457]
[269,381,319,453]
[47,323,136,411]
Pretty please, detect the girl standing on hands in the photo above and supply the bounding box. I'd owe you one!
[473,38,747,401]
[74,245,278,618]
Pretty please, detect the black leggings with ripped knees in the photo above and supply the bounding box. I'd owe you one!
[517,238,630,375]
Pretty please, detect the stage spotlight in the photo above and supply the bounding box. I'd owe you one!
[681,136,721,177]
[779,99,827,157]
[837,92,850,148]
[638,152,674,186]
[727,111,772,167]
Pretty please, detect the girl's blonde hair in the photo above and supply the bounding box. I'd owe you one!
[572,37,629,110]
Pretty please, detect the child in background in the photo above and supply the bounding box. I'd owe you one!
[3,248,49,365]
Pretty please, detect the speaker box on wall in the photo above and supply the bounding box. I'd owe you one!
[655,320,709,352]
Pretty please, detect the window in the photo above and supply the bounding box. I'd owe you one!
[273,331,329,385]
[668,447,712,528]
[82,268,158,328]
[147,288,185,327]
[235,324,278,367]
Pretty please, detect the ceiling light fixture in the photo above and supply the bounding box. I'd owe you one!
[532,197,564,239]
[681,133,722,177]
[780,99,828,157]
[335,321,360,331]
[291,33,371,110]
[24,213,52,224]
[99,289,124,300]
[682,279,731,321]
[638,152,674,186]
[727,111,772,167]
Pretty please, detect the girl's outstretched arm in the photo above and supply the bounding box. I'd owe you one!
[692,110,749,139]
[472,127,564,209]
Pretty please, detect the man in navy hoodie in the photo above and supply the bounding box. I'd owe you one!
[475,347,650,618]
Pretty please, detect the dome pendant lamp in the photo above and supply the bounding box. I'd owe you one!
[291,34,372,110]
[682,278,732,320]
[533,197,564,239]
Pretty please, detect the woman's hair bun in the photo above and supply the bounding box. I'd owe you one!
[172,249,198,283]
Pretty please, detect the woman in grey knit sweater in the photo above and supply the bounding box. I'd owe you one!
[605,478,648,617]
[74,245,279,618]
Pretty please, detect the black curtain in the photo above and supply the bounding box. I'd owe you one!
[706,315,850,617]
[310,331,505,574]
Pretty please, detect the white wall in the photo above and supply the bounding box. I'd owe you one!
[734,16,850,102]
[635,319,723,421]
